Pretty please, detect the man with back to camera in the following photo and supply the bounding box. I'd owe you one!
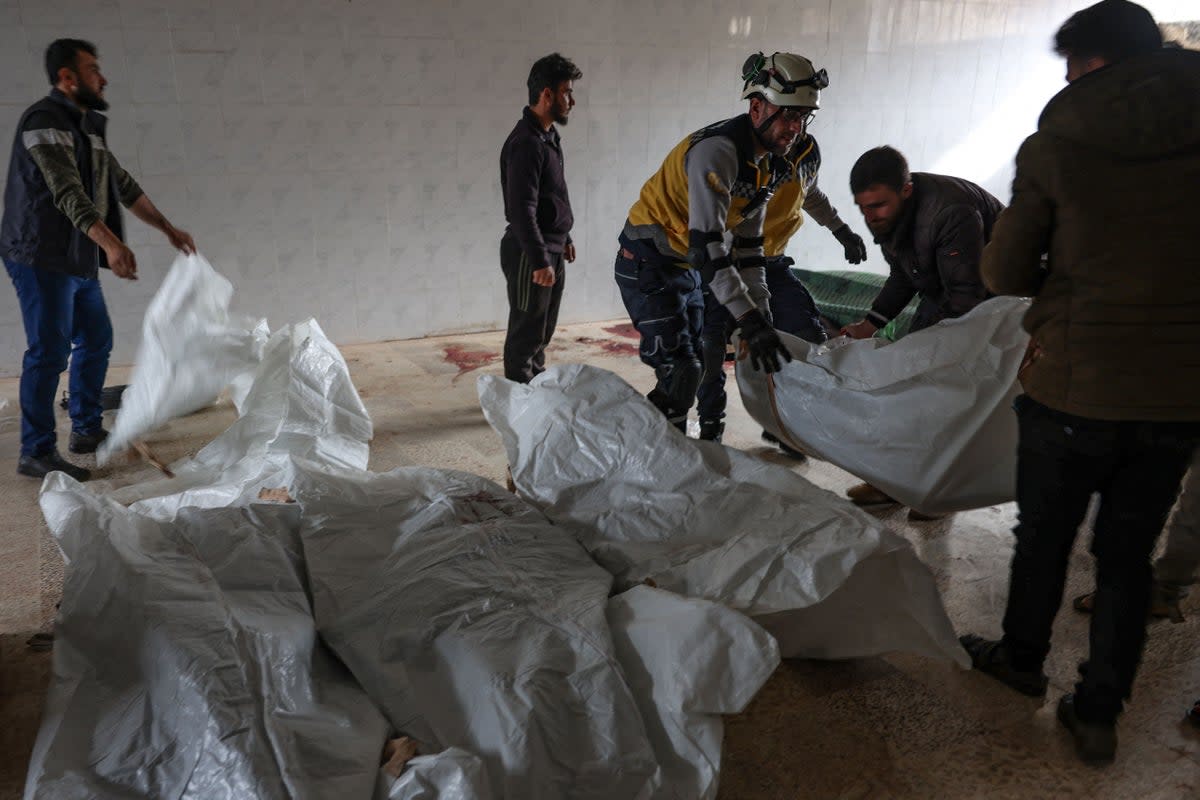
[2,39,195,482]
[838,146,1004,515]
[694,52,869,445]
[958,0,1200,764]
[499,53,581,383]
[615,52,800,433]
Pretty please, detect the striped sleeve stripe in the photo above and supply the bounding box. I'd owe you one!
[88,134,107,152]
[23,128,75,149]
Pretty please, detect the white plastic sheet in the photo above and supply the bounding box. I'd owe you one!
[110,319,372,518]
[98,253,267,465]
[381,749,493,800]
[478,364,968,665]
[28,475,391,800]
[0,396,15,432]
[737,297,1030,513]
[607,586,780,800]
[291,462,660,800]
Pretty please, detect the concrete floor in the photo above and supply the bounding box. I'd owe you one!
[0,320,1197,799]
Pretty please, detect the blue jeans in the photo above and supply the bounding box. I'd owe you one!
[5,259,112,456]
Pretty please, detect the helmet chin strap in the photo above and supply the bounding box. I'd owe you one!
[752,105,784,147]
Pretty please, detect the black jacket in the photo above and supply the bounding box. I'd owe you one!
[1,90,135,278]
[868,172,1004,331]
[500,107,573,268]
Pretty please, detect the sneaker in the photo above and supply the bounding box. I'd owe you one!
[17,450,91,482]
[959,634,1048,697]
[1071,583,1183,622]
[847,482,897,507]
[68,428,109,454]
[699,420,724,443]
[1057,694,1117,764]
[761,430,807,460]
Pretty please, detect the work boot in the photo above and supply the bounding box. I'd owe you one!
[959,634,1048,697]
[68,427,109,454]
[699,419,724,443]
[17,451,90,482]
[1057,694,1117,764]
[1072,582,1183,622]
[847,482,897,507]
[761,430,807,460]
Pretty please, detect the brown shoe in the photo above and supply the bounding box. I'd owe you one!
[1072,584,1183,622]
[847,482,897,507]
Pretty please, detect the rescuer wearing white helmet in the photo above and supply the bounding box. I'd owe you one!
[697,52,870,445]
[613,52,813,433]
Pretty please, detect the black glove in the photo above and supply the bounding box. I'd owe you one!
[833,224,868,265]
[737,308,793,374]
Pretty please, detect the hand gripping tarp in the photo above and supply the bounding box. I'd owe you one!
[98,253,268,465]
[478,364,968,665]
[737,296,1030,513]
[290,462,660,800]
[27,476,391,800]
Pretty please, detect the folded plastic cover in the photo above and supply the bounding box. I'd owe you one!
[292,462,660,799]
[607,586,780,800]
[737,296,1029,513]
[28,474,391,800]
[98,253,267,465]
[478,364,968,665]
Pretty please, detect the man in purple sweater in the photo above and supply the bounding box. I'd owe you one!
[498,53,582,383]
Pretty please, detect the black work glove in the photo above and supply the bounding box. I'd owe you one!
[737,308,793,374]
[833,224,868,265]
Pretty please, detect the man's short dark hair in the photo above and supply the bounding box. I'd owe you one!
[1054,0,1162,63]
[527,53,582,106]
[850,146,911,195]
[45,39,97,86]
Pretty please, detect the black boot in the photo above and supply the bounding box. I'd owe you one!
[17,450,91,482]
[69,427,109,454]
[1057,694,1117,764]
[699,419,724,443]
[761,430,807,460]
[959,634,1048,697]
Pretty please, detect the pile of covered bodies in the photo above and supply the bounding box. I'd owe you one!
[26,255,966,800]
[738,297,1031,515]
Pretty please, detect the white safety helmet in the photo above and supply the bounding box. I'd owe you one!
[740,52,827,109]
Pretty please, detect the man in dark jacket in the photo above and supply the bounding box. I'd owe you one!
[958,0,1200,764]
[839,146,1004,513]
[2,39,194,482]
[498,53,581,383]
[841,146,1003,339]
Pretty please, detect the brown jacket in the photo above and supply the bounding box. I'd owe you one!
[982,48,1200,421]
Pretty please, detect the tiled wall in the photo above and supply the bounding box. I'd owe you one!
[0,0,1193,373]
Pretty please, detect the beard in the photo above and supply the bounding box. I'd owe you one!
[74,83,109,112]
[551,100,570,126]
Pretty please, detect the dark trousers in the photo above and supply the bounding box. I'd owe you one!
[1002,395,1200,722]
[696,256,826,422]
[5,258,112,457]
[614,235,703,422]
[500,236,564,383]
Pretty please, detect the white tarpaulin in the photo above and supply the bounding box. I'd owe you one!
[98,253,267,465]
[478,365,969,665]
[291,462,660,800]
[29,479,391,800]
[737,296,1030,513]
[607,586,780,800]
